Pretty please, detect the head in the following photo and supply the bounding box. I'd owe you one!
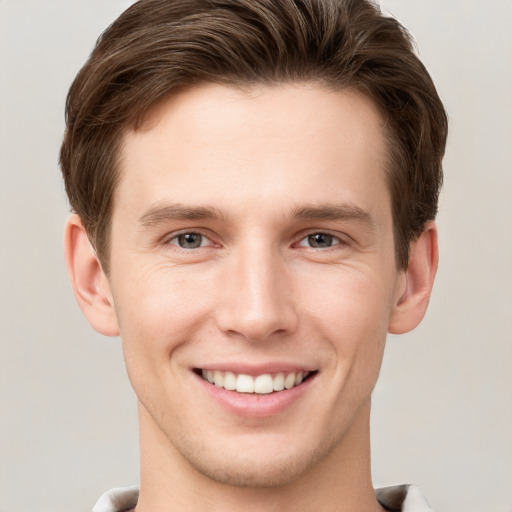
[60,0,447,274]
[61,0,447,499]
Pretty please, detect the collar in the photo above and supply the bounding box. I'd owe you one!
[92,484,432,512]
[376,485,432,511]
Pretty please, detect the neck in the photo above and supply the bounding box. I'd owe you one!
[135,400,384,512]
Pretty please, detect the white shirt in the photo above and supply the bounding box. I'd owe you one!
[91,484,432,511]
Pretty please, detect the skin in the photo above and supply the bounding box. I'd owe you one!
[65,83,438,512]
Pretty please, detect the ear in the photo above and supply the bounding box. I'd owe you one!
[388,221,439,334]
[64,214,120,336]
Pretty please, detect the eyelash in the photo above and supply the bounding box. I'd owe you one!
[165,230,347,251]
[166,231,216,250]
[294,231,346,249]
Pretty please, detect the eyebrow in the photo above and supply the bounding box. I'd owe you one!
[291,204,374,227]
[138,202,227,226]
[138,201,374,228]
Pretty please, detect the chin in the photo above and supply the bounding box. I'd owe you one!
[190,452,316,489]
[175,432,335,489]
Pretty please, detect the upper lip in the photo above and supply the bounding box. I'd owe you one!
[192,362,317,376]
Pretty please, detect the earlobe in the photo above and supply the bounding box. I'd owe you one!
[388,221,439,334]
[64,215,120,336]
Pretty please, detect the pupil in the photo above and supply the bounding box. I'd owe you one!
[309,233,333,248]
[178,233,202,248]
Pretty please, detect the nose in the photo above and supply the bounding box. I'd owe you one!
[215,243,299,342]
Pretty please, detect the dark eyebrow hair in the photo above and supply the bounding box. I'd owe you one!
[291,204,374,226]
[138,202,227,226]
[138,201,373,229]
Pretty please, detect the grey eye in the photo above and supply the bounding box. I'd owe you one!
[307,233,335,248]
[176,233,203,249]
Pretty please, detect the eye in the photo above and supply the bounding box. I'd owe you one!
[169,232,210,249]
[298,232,341,249]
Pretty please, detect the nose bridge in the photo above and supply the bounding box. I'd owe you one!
[217,237,297,341]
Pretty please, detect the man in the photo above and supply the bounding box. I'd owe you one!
[60,0,447,510]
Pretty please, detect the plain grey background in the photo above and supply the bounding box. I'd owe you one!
[1,1,511,511]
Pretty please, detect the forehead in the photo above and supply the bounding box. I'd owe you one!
[115,83,390,223]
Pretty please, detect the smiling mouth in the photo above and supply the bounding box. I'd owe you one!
[195,369,316,394]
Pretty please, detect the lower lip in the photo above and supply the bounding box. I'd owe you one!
[193,372,316,418]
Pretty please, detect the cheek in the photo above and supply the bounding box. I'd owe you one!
[112,268,217,422]
[112,266,213,373]
[299,267,393,376]
[300,265,394,333]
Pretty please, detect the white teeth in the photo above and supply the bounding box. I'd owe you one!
[284,373,296,389]
[236,374,254,393]
[273,372,285,391]
[213,370,224,388]
[201,369,311,394]
[223,371,237,391]
[254,374,274,394]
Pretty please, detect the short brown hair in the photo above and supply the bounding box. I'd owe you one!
[60,0,448,272]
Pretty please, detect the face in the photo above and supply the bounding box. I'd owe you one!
[106,83,405,486]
